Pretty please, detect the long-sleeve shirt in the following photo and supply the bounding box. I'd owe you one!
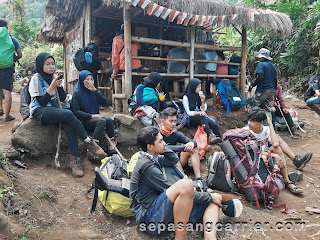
[71,90,107,121]
[161,130,197,147]
[112,35,142,76]
[135,84,146,106]
[129,148,213,224]
[182,95,207,116]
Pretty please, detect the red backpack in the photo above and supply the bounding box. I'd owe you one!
[220,128,284,208]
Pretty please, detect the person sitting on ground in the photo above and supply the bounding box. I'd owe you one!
[183,78,222,144]
[304,74,320,114]
[130,126,222,238]
[245,106,312,173]
[160,107,206,189]
[28,53,107,178]
[271,83,299,135]
[71,70,116,154]
[134,72,172,112]
[16,69,29,86]
[166,43,190,100]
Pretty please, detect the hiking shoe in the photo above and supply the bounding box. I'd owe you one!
[194,179,208,192]
[293,152,313,170]
[288,171,303,183]
[291,125,301,136]
[87,149,108,161]
[0,109,3,116]
[84,138,105,157]
[5,115,15,122]
[69,156,83,177]
[208,134,222,145]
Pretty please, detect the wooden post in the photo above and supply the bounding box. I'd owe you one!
[84,0,91,46]
[189,26,195,80]
[240,26,247,98]
[123,1,132,114]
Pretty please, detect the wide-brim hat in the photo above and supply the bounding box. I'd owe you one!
[254,48,272,60]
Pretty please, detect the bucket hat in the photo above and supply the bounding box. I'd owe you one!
[254,48,272,60]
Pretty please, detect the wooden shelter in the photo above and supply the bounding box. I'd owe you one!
[38,0,292,113]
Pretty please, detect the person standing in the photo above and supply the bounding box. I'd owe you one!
[247,48,277,112]
[0,19,22,121]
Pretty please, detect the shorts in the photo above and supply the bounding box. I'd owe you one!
[140,191,209,236]
[0,68,14,91]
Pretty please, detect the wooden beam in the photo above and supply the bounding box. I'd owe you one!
[132,56,189,62]
[123,1,132,114]
[189,26,195,80]
[113,94,127,99]
[194,59,241,66]
[131,36,242,52]
[240,26,247,98]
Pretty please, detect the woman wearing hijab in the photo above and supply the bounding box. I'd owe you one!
[71,70,116,153]
[134,72,169,111]
[28,52,107,178]
[183,78,222,144]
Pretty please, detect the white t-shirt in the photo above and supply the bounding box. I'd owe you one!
[243,125,271,152]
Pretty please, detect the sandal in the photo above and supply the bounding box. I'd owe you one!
[285,181,303,195]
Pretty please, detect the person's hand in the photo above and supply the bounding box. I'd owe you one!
[283,108,289,114]
[199,91,206,102]
[270,107,276,112]
[111,74,117,79]
[211,193,222,207]
[51,75,63,88]
[197,111,207,117]
[184,142,195,152]
[84,80,96,91]
[92,114,102,119]
[248,85,253,92]
[266,114,272,126]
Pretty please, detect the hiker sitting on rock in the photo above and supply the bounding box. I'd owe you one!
[71,70,117,155]
[183,78,222,144]
[160,107,207,190]
[271,83,300,135]
[244,107,312,194]
[28,53,107,178]
[130,126,222,238]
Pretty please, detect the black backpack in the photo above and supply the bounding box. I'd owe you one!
[19,73,46,120]
[73,48,89,71]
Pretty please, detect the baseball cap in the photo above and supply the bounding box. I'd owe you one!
[221,194,243,218]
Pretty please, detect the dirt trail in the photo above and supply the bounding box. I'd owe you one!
[0,93,319,240]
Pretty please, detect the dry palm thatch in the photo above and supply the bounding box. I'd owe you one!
[102,0,292,36]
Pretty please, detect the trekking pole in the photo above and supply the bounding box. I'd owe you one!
[276,102,293,138]
[104,133,126,162]
[54,87,62,168]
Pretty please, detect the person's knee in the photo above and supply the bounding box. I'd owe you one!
[178,179,194,196]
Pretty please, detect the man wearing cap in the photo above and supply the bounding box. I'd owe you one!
[247,48,277,112]
[111,24,142,79]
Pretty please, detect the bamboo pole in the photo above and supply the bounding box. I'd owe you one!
[131,36,242,52]
[123,1,132,114]
[240,26,247,98]
[189,26,195,80]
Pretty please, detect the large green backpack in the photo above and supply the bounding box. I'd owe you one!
[0,27,15,69]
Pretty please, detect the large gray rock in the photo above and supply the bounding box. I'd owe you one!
[11,118,66,157]
[113,114,144,146]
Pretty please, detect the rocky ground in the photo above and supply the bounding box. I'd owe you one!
[0,93,319,240]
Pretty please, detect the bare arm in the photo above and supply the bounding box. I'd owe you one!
[266,115,279,147]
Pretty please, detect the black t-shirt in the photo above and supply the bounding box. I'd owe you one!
[161,130,197,147]
[304,83,320,101]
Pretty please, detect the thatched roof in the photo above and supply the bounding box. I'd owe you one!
[38,0,292,43]
[102,0,292,36]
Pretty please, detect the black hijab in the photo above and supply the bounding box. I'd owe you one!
[35,52,55,84]
[184,78,202,111]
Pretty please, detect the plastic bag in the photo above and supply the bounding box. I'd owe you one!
[193,125,208,157]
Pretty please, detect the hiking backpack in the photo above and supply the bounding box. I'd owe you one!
[0,27,15,69]
[206,151,238,193]
[216,79,247,115]
[220,128,284,208]
[73,48,89,71]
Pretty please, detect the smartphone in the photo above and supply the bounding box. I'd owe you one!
[58,74,64,80]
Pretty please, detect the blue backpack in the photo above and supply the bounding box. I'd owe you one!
[216,79,247,115]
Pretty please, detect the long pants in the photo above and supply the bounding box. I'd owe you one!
[41,107,88,158]
[306,96,320,106]
[82,117,114,141]
[188,115,221,137]
[271,105,294,130]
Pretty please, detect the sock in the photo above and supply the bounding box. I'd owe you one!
[84,137,91,143]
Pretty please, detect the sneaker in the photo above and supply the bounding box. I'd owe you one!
[288,171,303,183]
[5,115,15,122]
[293,152,313,170]
[194,179,208,192]
[69,156,83,177]
[208,134,222,145]
[291,125,301,136]
[84,138,105,157]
